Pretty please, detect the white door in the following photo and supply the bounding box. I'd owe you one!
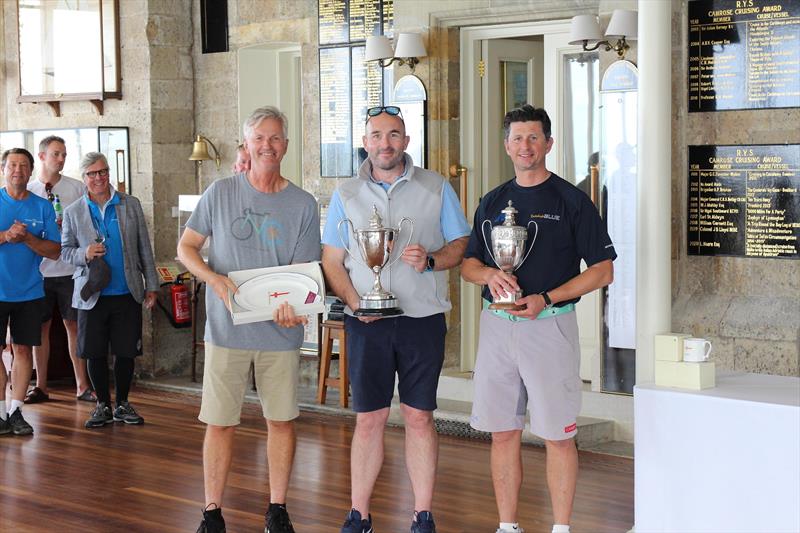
[459,22,602,385]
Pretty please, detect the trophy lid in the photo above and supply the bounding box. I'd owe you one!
[501,201,519,226]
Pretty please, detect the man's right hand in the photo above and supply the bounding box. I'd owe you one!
[483,267,520,301]
[85,242,106,261]
[208,273,239,311]
[4,221,28,243]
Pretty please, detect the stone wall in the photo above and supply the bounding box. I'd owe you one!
[0,0,195,378]
[670,1,800,376]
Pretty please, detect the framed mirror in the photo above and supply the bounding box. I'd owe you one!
[17,0,121,113]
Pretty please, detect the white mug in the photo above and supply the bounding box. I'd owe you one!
[683,338,712,362]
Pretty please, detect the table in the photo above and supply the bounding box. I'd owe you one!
[634,373,800,532]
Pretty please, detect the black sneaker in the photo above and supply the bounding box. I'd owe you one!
[341,509,374,533]
[0,415,13,436]
[113,402,144,425]
[411,511,436,533]
[265,504,295,533]
[197,506,226,533]
[7,408,33,436]
[85,402,113,428]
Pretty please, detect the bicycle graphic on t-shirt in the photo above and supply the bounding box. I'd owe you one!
[230,208,282,245]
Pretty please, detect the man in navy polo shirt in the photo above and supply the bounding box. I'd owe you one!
[462,105,616,533]
[0,148,61,437]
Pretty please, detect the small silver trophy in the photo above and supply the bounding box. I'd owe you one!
[338,205,414,316]
[482,201,538,310]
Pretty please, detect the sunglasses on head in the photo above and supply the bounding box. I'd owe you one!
[45,182,54,202]
[365,105,403,122]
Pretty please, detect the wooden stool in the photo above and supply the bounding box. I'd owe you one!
[316,319,348,407]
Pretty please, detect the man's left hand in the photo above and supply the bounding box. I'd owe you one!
[5,220,28,243]
[144,291,158,310]
[273,301,308,328]
[507,293,547,319]
[401,244,428,273]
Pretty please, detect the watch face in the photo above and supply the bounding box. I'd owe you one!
[427,256,435,270]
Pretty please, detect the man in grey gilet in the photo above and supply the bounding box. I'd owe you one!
[322,106,470,533]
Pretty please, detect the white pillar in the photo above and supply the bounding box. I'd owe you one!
[636,0,672,384]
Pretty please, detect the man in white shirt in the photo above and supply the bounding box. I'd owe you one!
[25,135,94,403]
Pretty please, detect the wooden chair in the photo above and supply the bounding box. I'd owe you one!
[316,319,348,407]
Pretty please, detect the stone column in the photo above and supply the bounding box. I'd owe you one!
[636,0,672,384]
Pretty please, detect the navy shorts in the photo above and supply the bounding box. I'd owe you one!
[77,294,142,359]
[42,275,78,322]
[345,313,446,413]
[0,298,44,347]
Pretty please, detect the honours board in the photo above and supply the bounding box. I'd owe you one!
[688,0,800,112]
[688,144,799,258]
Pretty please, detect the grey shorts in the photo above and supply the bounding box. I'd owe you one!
[42,275,78,322]
[199,343,300,426]
[470,309,582,441]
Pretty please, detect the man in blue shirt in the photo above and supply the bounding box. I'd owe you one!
[322,106,471,533]
[462,106,615,533]
[0,148,61,437]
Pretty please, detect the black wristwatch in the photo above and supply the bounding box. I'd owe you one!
[425,255,435,272]
[541,291,552,308]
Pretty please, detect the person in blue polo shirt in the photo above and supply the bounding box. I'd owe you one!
[322,105,471,533]
[462,105,616,533]
[60,152,158,431]
[0,148,61,437]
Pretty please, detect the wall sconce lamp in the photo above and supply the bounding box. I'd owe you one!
[569,10,637,59]
[365,32,427,72]
[188,135,221,170]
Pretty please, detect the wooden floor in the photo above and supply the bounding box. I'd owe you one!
[0,385,633,532]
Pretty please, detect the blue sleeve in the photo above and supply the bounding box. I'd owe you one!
[440,182,471,242]
[43,203,60,242]
[321,190,349,248]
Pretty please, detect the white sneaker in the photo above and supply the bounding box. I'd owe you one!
[496,529,524,533]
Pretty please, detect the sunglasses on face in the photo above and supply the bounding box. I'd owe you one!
[44,182,54,202]
[365,105,403,122]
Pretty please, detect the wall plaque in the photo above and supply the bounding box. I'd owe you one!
[688,0,800,112]
[688,144,799,259]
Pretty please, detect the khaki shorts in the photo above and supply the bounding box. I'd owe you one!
[199,343,300,426]
[470,309,582,441]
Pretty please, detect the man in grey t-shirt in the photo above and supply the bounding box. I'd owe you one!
[178,106,320,533]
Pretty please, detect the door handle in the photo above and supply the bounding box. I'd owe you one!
[449,164,468,217]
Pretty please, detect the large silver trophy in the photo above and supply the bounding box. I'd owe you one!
[482,201,538,310]
[338,205,414,316]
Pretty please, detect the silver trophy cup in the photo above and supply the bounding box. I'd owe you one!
[482,200,538,310]
[338,205,414,316]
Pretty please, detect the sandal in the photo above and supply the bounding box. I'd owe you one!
[76,389,98,402]
[24,387,49,404]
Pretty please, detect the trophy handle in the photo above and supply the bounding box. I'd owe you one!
[481,219,503,270]
[515,220,539,270]
[384,217,414,270]
[337,218,369,269]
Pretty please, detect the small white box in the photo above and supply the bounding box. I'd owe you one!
[227,262,326,326]
[655,333,692,362]
[655,360,716,390]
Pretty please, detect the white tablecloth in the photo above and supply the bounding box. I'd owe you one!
[634,373,800,533]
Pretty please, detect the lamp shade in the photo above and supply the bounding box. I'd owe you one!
[605,9,637,40]
[394,33,426,59]
[569,14,603,45]
[365,35,393,61]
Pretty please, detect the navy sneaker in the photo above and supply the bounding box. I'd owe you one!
[197,506,226,533]
[113,402,144,425]
[341,509,373,533]
[265,504,295,533]
[85,402,113,428]
[411,511,436,533]
[0,415,12,436]
[8,408,34,436]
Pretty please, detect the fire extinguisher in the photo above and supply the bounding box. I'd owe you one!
[170,279,191,325]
